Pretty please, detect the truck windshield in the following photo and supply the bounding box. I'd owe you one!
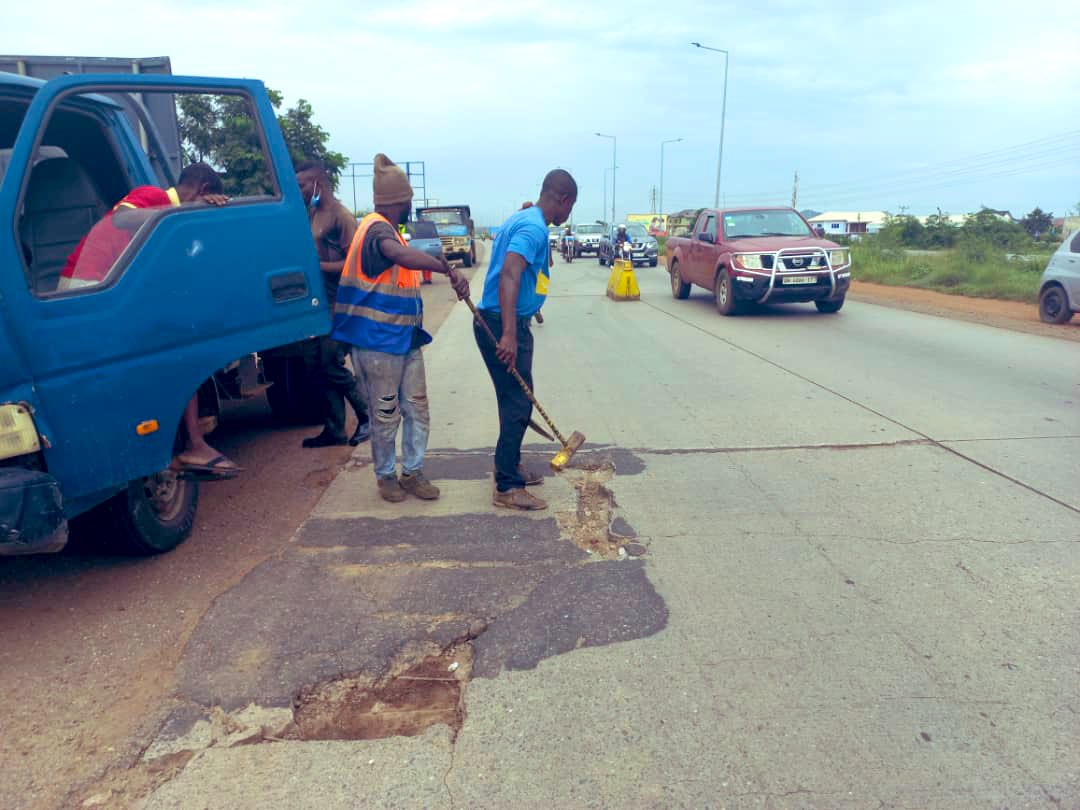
[722,210,813,239]
[420,210,465,226]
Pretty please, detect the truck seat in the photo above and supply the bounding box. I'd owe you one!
[18,157,108,294]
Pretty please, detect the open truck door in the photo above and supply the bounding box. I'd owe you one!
[0,73,328,555]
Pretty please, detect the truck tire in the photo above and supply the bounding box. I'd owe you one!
[670,261,690,300]
[714,271,741,315]
[265,356,324,425]
[464,245,475,268]
[1038,284,1073,323]
[815,296,845,314]
[100,471,198,555]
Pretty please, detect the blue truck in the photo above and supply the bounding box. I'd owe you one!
[0,70,329,556]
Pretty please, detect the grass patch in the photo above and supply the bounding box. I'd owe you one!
[851,244,1042,303]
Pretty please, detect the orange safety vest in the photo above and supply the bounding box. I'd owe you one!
[331,213,425,355]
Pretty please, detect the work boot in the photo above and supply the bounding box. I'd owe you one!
[349,420,371,446]
[518,465,544,486]
[400,471,440,500]
[302,431,348,449]
[493,487,548,511]
[377,476,407,503]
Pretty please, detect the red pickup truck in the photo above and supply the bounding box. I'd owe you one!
[665,207,851,314]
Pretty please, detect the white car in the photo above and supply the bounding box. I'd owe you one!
[1038,230,1080,323]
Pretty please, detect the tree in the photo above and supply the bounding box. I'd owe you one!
[177,89,347,197]
[1020,207,1054,239]
[278,99,347,183]
[962,208,1029,250]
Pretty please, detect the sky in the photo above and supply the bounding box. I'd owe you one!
[5,0,1080,226]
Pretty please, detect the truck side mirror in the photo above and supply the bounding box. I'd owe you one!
[698,232,715,244]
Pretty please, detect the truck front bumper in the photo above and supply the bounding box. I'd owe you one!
[0,468,68,555]
[733,271,851,303]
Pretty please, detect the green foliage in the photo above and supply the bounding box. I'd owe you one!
[1019,206,1054,239]
[278,99,347,184]
[177,89,347,197]
[851,242,1042,303]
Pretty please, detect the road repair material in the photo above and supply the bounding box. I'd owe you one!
[463,296,586,471]
[606,258,641,301]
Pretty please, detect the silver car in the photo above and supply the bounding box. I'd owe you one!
[1038,230,1080,323]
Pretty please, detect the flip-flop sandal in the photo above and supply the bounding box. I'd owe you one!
[174,454,245,481]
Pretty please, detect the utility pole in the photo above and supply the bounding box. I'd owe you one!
[650,185,658,214]
[596,133,617,225]
[691,43,729,207]
[791,171,798,208]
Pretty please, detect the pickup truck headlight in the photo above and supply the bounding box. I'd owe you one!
[735,253,764,271]
[829,249,850,267]
[0,404,41,461]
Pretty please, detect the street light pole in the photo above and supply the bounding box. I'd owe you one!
[691,42,729,207]
[659,137,683,216]
[596,132,616,224]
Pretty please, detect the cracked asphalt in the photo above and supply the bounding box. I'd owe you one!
[10,246,1080,809]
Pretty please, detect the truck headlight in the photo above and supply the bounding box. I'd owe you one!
[735,253,764,270]
[0,403,41,461]
[829,249,850,267]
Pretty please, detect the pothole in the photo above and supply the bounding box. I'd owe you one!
[292,643,472,741]
[556,464,629,559]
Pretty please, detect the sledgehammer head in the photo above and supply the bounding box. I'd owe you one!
[550,431,586,472]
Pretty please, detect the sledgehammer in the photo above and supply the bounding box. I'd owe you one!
[464,296,586,471]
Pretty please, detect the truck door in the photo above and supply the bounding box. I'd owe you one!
[0,74,327,508]
[688,212,718,286]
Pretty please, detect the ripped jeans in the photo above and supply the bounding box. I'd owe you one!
[351,348,430,479]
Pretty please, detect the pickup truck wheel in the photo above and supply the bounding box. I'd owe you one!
[815,296,845,314]
[102,471,198,555]
[1038,284,1073,323]
[714,271,741,315]
[670,262,690,300]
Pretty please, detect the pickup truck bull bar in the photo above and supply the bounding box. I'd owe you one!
[758,247,838,304]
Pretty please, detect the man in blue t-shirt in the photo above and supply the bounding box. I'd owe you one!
[475,169,577,510]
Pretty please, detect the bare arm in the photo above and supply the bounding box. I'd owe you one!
[495,252,527,368]
[377,236,471,299]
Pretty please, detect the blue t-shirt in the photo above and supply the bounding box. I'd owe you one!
[480,205,550,317]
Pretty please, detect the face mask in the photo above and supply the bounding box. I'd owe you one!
[309,182,321,209]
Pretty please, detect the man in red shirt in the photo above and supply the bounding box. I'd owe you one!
[61,163,240,478]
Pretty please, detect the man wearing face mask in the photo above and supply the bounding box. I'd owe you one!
[333,154,470,503]
[295,160,371,449]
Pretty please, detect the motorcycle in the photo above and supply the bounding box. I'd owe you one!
[561,234,575,263]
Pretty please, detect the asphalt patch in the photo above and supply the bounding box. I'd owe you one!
[163,511,667,738]
[472,561,667,679]
[423,445,648,479]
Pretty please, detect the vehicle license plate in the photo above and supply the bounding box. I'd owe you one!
[782,275,817,285]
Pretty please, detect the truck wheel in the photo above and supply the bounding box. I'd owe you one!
[464,246,475,268]
[101,471,198,555]
[815,296,845,314]
[265,357,324,424]
[670,261,690,300]
[1038,285,1073,323]
[714,271,741,315]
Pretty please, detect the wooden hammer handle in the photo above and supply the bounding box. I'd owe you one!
[464,296,570,447]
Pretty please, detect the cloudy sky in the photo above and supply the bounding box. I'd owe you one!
[6,0,1080,225]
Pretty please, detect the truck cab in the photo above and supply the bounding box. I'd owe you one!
[0,72,328,556]
[416,205,476,267]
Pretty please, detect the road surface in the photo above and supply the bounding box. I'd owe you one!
[5,249,1078,809]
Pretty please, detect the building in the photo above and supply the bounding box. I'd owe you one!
[807,211,889,236]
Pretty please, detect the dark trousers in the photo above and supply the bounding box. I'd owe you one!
[319,336,368,438]
[474,309,534,492]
